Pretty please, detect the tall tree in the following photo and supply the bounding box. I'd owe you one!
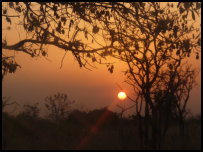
[97,2,200,149]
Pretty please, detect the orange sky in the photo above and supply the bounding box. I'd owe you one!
[2,45,136,116]
[2,2,201,116]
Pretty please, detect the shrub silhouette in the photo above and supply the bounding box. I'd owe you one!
[44,93,75,122]
[17,103,40,119]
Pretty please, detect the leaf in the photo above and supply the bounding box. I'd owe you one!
[169,64,173,70]
[40,5,43,12]
[70,19,74,25]
[171,3,173,8]
[147,22,152,29]
[196,2,201,10]
[9,2,14,8]
[58,21,61,28]
[16,6,21,13]
[183,39,190,52]
[105,11,110,17]
[135,42,139,50]
[100,10,105,15]
[197,38,201,45]
[192,11,195,20]
[90,7,96,13]
[61,17,67,25]
[3,9,7,15]
[176,42,179,49]
[92,26,99,34]
[6,17,11,24]
[171,44,175,49]
[92,57,96,62]
[108,65,114,74]
[179,6,184,14]
[96,11,102,19]
[177,2,181,8]
[184,3,191,10]
[42,51,47,56]
[176,50,180,55]
[84,30,88,39]
[6,26,11,30]
[87,53,91,58]
[196,53,199,60]
[55,12,59,19]
[173,26,178,38]
[196,33,200,39]
[53,5,57,12]
[110,30,115,37]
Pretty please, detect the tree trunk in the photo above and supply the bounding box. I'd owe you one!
[151,108,159,150]
[137,112,144,148]
[144,103,149,149]
[179,113,185,149]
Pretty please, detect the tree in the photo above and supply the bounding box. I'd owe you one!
[44,93,75,122]
[2,56,20,81]
[2,2,129,78]
[3,2,200,76]
[146,63,199,149]
[171,64,199,148]
[107,2,200,149]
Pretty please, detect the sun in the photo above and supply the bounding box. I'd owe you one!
[118,91,127,100]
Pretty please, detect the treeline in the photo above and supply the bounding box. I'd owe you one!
[2,102,201,150]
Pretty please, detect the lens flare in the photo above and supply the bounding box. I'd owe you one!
[118,91,127,100]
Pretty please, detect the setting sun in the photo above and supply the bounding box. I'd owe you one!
[118,92,127,100]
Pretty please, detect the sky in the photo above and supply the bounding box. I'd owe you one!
[2,2,201,117]
[2,45,135,116]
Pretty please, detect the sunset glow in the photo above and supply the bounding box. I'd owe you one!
[118,92,127,100]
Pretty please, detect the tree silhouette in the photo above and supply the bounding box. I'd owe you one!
[171,64,199,148]
[96,2,200,149]
[2,2,200,77]
[44,93,75,122]
[111,3,201,149]
[18,102,40,119]
[2,2,132,76]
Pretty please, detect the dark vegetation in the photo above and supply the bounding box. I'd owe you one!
[2,106,201,150]
[2,94,201,150]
